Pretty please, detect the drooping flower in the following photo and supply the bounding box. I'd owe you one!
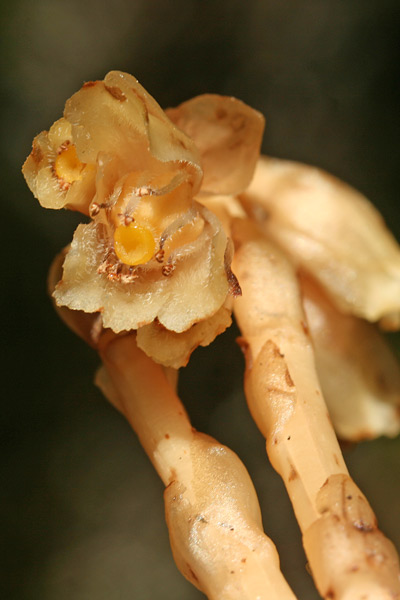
[23,71,264,367]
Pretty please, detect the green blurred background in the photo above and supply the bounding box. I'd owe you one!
[2,1,399,598]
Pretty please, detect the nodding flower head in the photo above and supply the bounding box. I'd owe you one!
[23,71,264,367]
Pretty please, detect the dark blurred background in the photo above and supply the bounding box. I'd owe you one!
[1,1,400,599]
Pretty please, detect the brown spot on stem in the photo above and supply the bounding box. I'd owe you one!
[288,466,298,481]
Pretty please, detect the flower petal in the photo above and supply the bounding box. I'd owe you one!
[242,156,400,326]
[137,304,232,368]
[167,94,264,195]
[22,118,96,214]
[66,71,203,193]
[301,275,400,441]
[53,204,230,334]
[23,72,203,215]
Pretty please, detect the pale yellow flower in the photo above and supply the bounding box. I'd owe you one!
[23,71,264,367]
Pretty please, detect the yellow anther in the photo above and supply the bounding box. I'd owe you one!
[113,222,156,266]
[54,144,85,184]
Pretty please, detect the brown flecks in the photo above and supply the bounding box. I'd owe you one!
[57,140,71,154]
[285,369,294,387]
[134,185,152,197]
[178,410,183,416]
[226,266,242,296]
[236,336,249,355]
[272,345,284,359]
[346,494,353,500]
[333,453,340,466]
[186,564,199,582]
[89,202,100,217]
[348,565,360,573]
[325,588,335,599]
[287,435,291,440]
[300,320,309,336]
[230,527,234,531]
[105,84,127,102]
[82,80,99,88]
[216,107,227,120]
[164,433,170,439]
[230,570,235,574]
[241,558,246,563]
[57,177,71,192]
[118,213,134,226]
[162,263,175,277]
[30,143,43,163]
[231,114,245,131]
[288,466,298,482]
[153,318,167,331]
[177,137,188,150]
[165,480,174,492]
[97,252,139,284]
[273,437,278,445]
[196,515,208,524]
[353,519,375,533]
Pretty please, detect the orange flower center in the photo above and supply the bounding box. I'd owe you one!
[113,222,156,266]
[55,144,85,184]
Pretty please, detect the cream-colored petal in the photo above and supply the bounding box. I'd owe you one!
[301,275,400,441]
[53,204,230,337]
[23,118,97,214]
[65,72,202,193]
[242,156,400,326]
[167,94,264,195]
[137,305,232,368]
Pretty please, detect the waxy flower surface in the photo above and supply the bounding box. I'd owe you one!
[23,71,264,367]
